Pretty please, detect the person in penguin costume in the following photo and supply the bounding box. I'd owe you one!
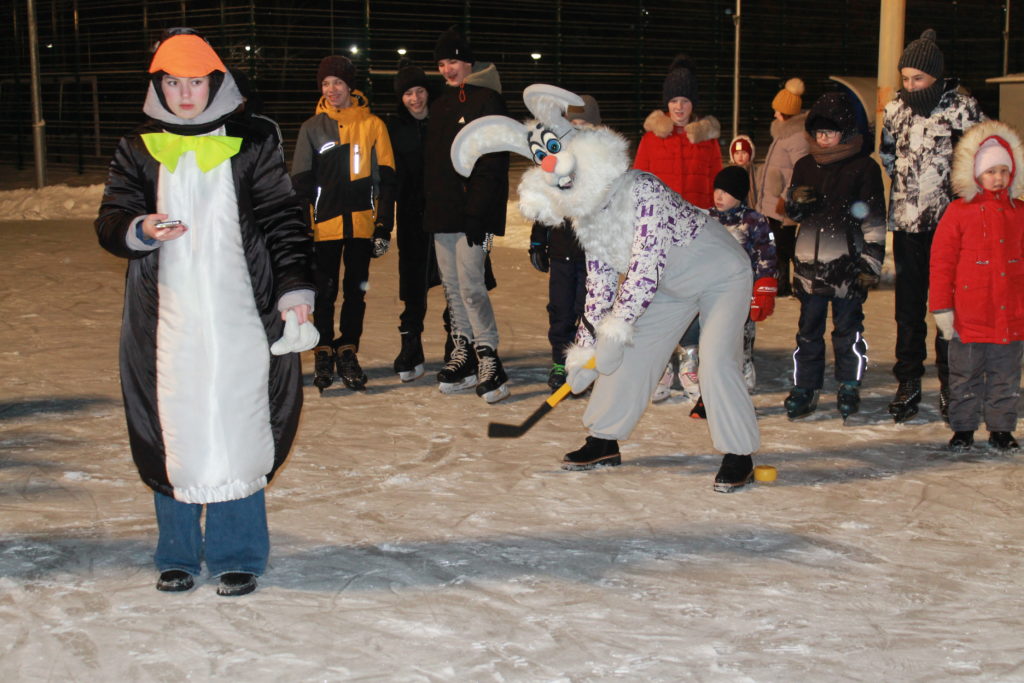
[95,29,316,595]
[451,84,761,492]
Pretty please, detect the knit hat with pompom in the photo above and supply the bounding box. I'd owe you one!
[898,29,944,80]
[771,78,805,116]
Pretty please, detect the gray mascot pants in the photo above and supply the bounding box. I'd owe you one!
[584,220,760,455]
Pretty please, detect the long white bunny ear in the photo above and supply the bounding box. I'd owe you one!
[451,114,531,177]
[523,84,585,138]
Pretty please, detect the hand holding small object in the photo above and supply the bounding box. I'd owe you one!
[143,213,188,241]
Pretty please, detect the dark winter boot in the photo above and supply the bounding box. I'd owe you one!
[437,334,477,393]
[156,569,194,592]
[689,395,707,420]
[562,436,621,471]
[949,431,975,453]
[393,331,425,382]
[988,431,1020,452]
[336,344,368,391]
[837,381,860,420]
[888,378,921,423]
[784,386,819,420]
[216,572,257,597]
[475,344,510,403]
[713,454,754,493]
[939,386,950,424]
[548,363,567,391]
[313,345,335,394]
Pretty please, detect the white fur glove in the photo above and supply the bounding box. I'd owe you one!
[594,316,633,375]
[566,345,598,394]
[271,309,320,355]
[933,310,956,341]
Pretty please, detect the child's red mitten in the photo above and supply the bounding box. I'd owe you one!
[749,277,778,322]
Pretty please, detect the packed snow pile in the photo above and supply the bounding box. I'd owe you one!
[0,184,104,221]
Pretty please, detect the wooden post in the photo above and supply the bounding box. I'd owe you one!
[875,0,905,153]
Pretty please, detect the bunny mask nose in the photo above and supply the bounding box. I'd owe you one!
[541,154,558,173]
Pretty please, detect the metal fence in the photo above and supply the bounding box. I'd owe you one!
[0,0,1018,176]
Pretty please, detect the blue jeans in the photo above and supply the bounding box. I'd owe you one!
[153,489,269,577]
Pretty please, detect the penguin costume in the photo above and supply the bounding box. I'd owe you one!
[95,29,315,595]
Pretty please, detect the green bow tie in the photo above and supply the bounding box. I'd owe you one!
[142,132,243,173]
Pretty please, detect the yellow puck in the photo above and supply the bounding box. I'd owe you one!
[754,465,777,483]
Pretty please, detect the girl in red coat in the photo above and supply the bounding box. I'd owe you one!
[930,120,1024,452]
[633,55,721,209]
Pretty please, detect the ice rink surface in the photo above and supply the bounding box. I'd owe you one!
[2,213,1023,681]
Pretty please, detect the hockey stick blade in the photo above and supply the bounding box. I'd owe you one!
[487,357,594,438]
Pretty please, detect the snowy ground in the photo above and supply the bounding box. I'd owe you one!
[2,209,1023,681]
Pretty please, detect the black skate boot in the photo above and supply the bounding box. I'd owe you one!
[312,345,335,394]
[689,395,707,419]
[336,345,368,391]
[938,386,950,424]
[888,378,921,423]
[949,431,974,453]
[437,334,477,394]
[562,436,621,471]
[713,454,754,493]
[837,381,860,421]
[988,431,1020,452]
[784,386,819,420]
[475,344,510,403]
[547,363,567,391]
[393,331,425,382]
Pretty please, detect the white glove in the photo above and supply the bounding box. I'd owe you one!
[270,309,320,355]
[933,310,956,341]
[594,316,632,375]
[566,346,598,394]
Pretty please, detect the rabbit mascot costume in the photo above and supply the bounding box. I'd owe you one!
[452,85,761,492]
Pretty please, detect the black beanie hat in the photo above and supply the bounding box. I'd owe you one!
[805,92,858,139]
[434,26,475,64]
[394,62,431,97]
[714,165,749,203]
[898,29,944,80]
[317,55,356,90]
[662,55,698,108]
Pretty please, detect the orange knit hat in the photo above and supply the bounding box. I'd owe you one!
[771,78,805,116]
[148,33,226,77]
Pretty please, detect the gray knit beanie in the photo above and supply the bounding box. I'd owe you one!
[898,29,944,79]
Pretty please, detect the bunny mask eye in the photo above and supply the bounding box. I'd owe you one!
[529,129,563,165]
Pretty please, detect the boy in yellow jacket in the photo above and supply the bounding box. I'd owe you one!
[292,55,396,392]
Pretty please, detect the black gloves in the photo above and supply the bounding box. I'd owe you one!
[529,222,550,273]
[790,185,819,205]
[371,224,390,258]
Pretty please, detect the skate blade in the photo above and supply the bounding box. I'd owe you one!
[341,378,367,391]
[479,383,511,404]
[561,454,622,471]
[397,364,425,382]
[713,471,754,493]
[889,406,919,423]
[439,376,478,394]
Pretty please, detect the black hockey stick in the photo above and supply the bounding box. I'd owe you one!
[487,357,594,438]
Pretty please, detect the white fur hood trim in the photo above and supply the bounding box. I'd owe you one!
[952,119,1024,201]
[596,315,634,346]
[643,110,720,143]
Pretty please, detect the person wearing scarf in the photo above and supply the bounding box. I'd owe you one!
[781,92,886,421]
[95,28,314,597]
[879,29,985,423]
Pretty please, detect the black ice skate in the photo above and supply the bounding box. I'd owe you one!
[713,453,754,493]
[938,386,950,424]
[475,344,510,403]
[837,381,860,421]
[336,345,368,391]
[393,331,425,382]
[784,386,819,420]
[547,363,567,391]
[562,436,621,470]
[949,431,974,453]
[689,395,707,419]
[888,378,921,423]
[156,569,194,592]
[312,345,335,394]
[437,334,478,394]
[988,431,1020,452]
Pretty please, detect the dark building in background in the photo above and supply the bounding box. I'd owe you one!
[0,0,1018,175]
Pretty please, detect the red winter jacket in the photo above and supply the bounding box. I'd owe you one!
[930,191,1024,343]
[633,111,722,209]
